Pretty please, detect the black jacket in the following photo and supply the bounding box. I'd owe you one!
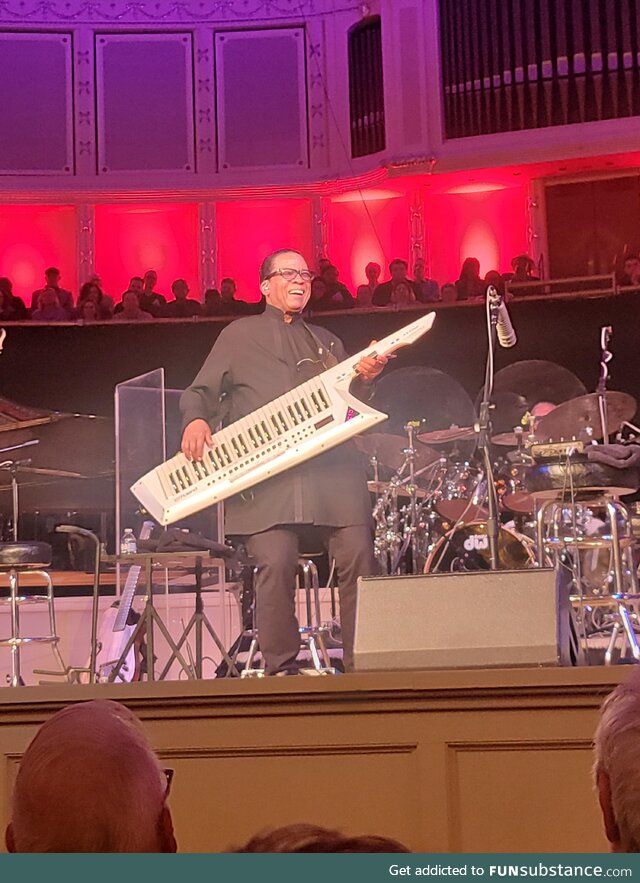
[180,305,372,535]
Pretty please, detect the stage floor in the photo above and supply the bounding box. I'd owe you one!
[0,665,630,853]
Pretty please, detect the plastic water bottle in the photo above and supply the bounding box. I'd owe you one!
[120,528,137,554]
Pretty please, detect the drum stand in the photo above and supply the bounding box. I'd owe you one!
[536,494,640,663]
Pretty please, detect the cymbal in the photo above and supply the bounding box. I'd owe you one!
[491,360,587,406]
[417,426,475,444]
[535,392,637,441]
[0,463,85,478]
[355,433,440,472]
[373,367,476,455]
[491,431,540,447]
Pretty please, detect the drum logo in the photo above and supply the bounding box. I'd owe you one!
[463,534,489,551]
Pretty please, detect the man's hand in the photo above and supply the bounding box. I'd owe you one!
[355,340,389,384]
[181,418,213,461]
[587,443,640,470]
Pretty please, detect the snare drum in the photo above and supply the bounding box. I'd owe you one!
[435,462,488,522]
[424,522,536,573]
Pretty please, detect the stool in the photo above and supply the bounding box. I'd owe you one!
[536,497,640,663]
[296,557,335,674]
[0,542,66,687]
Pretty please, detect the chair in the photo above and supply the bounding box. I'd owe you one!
[0,542,67,687]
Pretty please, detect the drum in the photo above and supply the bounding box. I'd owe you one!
[435,462,488,522]
[498,460,534,513]
[424,522,535,573]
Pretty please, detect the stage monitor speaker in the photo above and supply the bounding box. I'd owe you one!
[353,568,570,672]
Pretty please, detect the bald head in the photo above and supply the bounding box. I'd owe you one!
[7,699,176,853]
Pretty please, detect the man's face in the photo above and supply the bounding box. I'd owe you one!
[220,280,235,301]
[414,259,425,281]
[144,271,157,290]
[129,278,144,294]
[262,251,311,314]
[173,281,188,300]
[123,291,139,312]
[624,258,640,280]
[45,271,60,288]
[322,265,338,285]
[390,262,407,281]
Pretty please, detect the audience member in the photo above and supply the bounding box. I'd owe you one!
[202,287,223,316]
[234,823,410,853]
[455,257,485,301]
[30,267,74,315]
[440,282,458,303]
[594,669,640,853]
[77,281,112,320]
[140,270,167,316]
[317,257,332,276]
[618,254,640,288]
[506,253,539,283]
[78,300,100,322]
[163,279,202,318]
[31,287,70,322]
[373,259,420,306]
[390,280,416,306]
[5,699,176,853]
[220,277,264,315]
[114,276,144,315]
[113,290,154,322]
[356,262,381,306]
[0,277,28,320]
[413,257,439,302]
[86,274,115,314]
[484,270,506,298]
[319,264,355,309]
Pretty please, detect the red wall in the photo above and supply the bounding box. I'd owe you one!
[216,198,313,301]
[94,203,200,303]
[425,185,529,284]
[0,204,77,300]
[328,190,410,292]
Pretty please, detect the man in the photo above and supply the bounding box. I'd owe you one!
[318,263,355,309]
[594,669,640,852]
[30,266,73,315]
[114,275,145,314]
[356,261,381,307]
[372,259,421,306]
[618,254,640,288]
[220,276,264,316]
[163,278,202,318]
[140,270,167,316]
[180,248,386,675]
[413,258,439,303]
[6,699,176,852]
[113,289,154,321]
[30,287,70,322]
[506,253,539,283]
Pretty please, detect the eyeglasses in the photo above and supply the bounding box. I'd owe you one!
[163,768,174,799]
[266,268,314,283]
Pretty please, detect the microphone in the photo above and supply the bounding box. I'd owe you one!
[487,285,517,348]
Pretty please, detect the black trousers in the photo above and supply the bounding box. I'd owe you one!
[244,524,376,674]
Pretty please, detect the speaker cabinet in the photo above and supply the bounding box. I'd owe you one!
[354,568,570,672]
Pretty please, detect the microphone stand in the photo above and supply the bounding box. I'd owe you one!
[476,288,502,570]
[596,326,612,443]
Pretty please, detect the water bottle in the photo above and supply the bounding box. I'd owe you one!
[120,528,137,554]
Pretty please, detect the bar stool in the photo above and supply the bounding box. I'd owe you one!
[296,556,336,673]
[0,542,66,687]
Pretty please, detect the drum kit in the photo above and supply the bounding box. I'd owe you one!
[355,359,640,662]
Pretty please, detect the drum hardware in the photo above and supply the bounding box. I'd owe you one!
[596,326,613,443]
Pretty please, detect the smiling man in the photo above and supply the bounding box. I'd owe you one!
[180,248,386,675]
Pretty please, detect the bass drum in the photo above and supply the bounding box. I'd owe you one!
[424,522,536,573]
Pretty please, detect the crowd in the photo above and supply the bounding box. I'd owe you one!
[0,253,543,325]
[5,668,640,852]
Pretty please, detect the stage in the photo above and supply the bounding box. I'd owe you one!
[0,666,628,853]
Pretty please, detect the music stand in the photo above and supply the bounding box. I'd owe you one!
[103,550,238,681]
